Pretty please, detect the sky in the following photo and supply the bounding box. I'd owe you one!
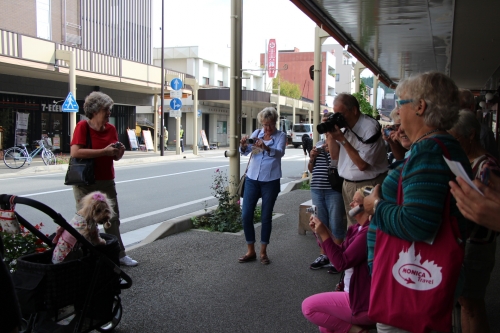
[152,0,325,67]
[151,0,373,76]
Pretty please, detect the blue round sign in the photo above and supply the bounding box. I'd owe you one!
[170,78,183,91]
[170,98,182,110]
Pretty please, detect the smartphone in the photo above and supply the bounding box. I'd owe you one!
[384,128,393,137]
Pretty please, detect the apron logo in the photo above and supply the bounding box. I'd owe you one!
[392,243,442,290]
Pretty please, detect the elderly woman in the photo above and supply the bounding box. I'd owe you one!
[70,91,137,267]
[238,107,287,265]
[382,108,407,161]
[363,72,472,332]
[449,110,500,333]
[302,187,375,333]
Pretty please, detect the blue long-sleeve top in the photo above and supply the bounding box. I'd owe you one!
[367,134,472,272]
[240,128,287,181]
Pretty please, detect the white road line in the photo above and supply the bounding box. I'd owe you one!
[121,196,214,223]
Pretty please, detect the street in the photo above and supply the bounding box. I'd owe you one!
[0,148,310,244]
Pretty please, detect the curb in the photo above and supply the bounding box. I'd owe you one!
[126,177,310,252]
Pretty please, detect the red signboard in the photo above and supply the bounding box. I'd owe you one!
[267,39,277,78]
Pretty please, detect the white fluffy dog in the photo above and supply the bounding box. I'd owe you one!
[52,191,114,264]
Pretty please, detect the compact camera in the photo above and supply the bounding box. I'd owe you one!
[383,128,393,137]
[247,138,258,144]
[306,205,318,216]
[363,186,373,196]
[112,142,121,148]
[317,113,348,134]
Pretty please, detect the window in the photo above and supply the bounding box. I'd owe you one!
[218,80,224,87]
[336,74,340,82]
[36,0,51,40]
[203,77,210,85]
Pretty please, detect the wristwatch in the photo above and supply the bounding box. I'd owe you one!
[373,199,380,213]
[340,140,347,146]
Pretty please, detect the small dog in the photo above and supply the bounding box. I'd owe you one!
[52,191,114,264]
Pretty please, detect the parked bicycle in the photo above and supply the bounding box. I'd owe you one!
[3,139,57,169]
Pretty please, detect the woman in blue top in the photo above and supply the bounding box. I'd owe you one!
[238,107,287,265]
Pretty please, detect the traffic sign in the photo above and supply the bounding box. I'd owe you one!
[170,110,182,118]
[62,92,79,112]
[170,98,182,110]
[170,90,182,98]
[170,78,183,91]
[197,109,202,118]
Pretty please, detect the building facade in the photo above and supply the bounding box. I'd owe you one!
[322,44,355,95]
[0,0,167,152]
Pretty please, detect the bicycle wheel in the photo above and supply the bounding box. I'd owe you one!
[3,147,27,169]
[42,150,57,165]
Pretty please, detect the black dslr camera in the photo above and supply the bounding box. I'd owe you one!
[317,113,348,134]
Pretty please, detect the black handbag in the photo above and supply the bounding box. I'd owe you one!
[237,153,252,198]
[327,166,343,192]
[64,122,95,186]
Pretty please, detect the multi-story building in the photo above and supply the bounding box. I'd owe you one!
[322,44,355,95]
[260,48,337,107]
[0,0,172,152]
[153,46,315,146]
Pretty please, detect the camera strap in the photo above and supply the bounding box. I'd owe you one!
[345,119,382,145]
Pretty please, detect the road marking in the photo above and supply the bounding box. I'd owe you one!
[121,196,214,223]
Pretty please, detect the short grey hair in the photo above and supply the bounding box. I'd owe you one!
[395,72,459,130]
[257,107,278,124]
[83,91,114,119]
[389,107,400,123]
[334,93,360,113]
[450,109,482,143]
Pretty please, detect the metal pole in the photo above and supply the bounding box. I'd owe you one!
[224,0,242,199]
[160,0,165,156]
[193,82,199,155]
[277,77,280,122]
[313,26,322,144]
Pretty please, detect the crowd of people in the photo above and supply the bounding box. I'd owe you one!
[299,72,500,333]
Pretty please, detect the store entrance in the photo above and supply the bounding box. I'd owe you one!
[41,112,63,152]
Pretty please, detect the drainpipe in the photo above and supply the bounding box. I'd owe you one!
[55,49,76,141]
[225,0,242,197]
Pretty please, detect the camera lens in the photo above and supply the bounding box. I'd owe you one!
[248,138,255,144]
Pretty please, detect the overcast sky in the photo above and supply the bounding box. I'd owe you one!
[151,0,373,76]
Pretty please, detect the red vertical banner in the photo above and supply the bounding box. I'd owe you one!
[267,39,277,78]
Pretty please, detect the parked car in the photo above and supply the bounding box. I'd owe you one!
[291,123,313,148]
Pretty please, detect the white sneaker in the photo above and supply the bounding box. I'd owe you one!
[119,255,138,267]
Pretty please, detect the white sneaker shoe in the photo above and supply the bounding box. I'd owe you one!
[119,255,138,267]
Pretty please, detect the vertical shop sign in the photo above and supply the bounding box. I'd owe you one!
[267,39,277,78]
[16,112,29,146]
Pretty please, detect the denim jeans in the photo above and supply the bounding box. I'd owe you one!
[241,177,281,244]
[311,188,346,240]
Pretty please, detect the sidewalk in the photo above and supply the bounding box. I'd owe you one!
[114,189,500,332]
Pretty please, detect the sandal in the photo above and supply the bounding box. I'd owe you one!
[238,254,256,263]
[260,255,270,265]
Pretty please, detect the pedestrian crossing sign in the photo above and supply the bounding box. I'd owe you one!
[62,92,79,112]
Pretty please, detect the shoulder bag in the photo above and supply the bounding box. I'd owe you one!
[0,195,21,234]
[368,138,464,333]
[237,154,252,198]
[64,122,95,186]
[326,153,343,192]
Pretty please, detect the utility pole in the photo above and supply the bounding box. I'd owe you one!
[160,0,165,156]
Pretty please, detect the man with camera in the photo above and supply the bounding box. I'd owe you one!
[323,93,388,225]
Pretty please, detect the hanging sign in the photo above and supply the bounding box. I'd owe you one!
[267,39,277,78]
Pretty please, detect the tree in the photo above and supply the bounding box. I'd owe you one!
[352,81,377,117]
[272,74,301,99]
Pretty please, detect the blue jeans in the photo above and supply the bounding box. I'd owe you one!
[241,177,281,244]
[311,188,346,240]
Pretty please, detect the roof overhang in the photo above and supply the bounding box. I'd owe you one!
[290,0,500,91]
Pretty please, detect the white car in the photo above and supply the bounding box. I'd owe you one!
[291,124,313,148]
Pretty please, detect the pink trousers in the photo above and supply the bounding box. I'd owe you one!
[302,291,374,333]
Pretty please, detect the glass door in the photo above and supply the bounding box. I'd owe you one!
[41,112,63,152]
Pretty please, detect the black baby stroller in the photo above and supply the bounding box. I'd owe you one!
[0,194,132,333]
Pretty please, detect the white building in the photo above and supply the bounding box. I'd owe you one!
[322,44,355,95]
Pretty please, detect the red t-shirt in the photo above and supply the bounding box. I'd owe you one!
[71,120,118,180]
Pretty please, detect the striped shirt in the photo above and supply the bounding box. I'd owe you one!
[310,140,333,190]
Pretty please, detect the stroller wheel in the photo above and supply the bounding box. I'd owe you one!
[97,296,122,332]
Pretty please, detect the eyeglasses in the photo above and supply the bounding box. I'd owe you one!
[396,99,413,108]
[261,122,275,128]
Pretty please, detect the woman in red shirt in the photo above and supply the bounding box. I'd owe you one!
[70,91,137,267]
